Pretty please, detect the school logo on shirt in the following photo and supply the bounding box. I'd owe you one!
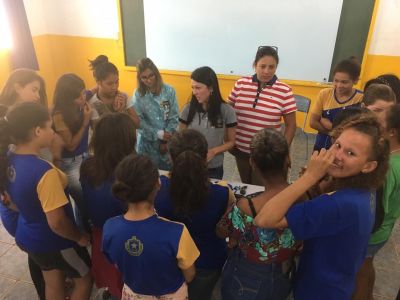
[125,236,143,256]
[7,166,16,183]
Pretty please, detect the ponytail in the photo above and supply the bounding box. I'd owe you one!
[168,129,210,215]
[170,150,209,214]
[0,102,50,193]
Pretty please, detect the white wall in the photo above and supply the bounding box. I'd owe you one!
[369,0,400,55]
[23,0,119,39]
[144,0,342,81]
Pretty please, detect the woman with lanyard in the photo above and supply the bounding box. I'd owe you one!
[52,74,98,230]
[133,58,179,171]
[310,57,363,151]
[228,46,297,185]
[179,66,237,179]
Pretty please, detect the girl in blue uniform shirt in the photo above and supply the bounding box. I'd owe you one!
[0,69,56,300]
[80,112,136,299]
[102,154,199,299]
[133,58,179,171]
[52,74,98,230]
[155,129,234,300]
[255,114,389,300]
[0,102,92,300]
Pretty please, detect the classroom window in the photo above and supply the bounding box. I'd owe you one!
[0,0,13,49]
[120,0,146,66]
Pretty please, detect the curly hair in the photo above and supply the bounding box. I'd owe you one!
[250,128,289,179]
[331,114,389,189]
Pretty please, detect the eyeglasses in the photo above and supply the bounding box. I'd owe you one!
[140,73,155,81]
[257,46,278,53]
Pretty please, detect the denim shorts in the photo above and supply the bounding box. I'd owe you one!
[221,248,292,300]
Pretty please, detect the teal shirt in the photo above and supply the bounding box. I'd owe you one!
[133,84,179,170]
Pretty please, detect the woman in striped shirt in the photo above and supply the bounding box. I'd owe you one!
[228,46,297,184]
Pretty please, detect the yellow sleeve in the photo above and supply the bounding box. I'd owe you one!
[176,225,200,269]
[37,169,69,212]
[310,89,326,116]
[53,112,68,132]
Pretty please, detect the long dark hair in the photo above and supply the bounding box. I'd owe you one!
[0,69,47,106]
[0,102,50,193]
[80,113,136,186]
[136,58,163,96]
[186,66,224,127]
[52,74,85,134]
[169,129,209,214]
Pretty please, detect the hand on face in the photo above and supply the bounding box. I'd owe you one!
[113,92,127,112]
[305,148,335,182]
[82,102,92,126]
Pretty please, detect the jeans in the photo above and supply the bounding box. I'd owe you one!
[208,165,224,180]
[188,268,221,300]
[221,248,292,300]
[60,153,90,231]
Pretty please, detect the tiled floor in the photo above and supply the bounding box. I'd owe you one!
[0,130,399,299]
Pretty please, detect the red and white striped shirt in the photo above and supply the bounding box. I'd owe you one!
[228,75,297,153]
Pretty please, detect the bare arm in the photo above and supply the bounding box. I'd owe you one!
[179,122,188,131]
[283,112,296,146]
[46,207,89,246]
[126,107,140,128]
[254,149,334,228]
[181,264,196,283]
[57,103,91,152]
[207,126,236,162]
[309,113,332,134]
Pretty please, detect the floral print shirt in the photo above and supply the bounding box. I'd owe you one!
[220,202,300,263]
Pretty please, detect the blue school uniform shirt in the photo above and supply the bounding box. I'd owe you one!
[0,204,18,237]
[80,176,125,228]
[7,154,76,252]
[155,175,229,270]
[286,188,375,300]
[102,214,199,295]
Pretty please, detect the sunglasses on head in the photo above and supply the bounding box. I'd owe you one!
[257,46,278,53]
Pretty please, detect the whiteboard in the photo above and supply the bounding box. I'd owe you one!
[143,0,343,82]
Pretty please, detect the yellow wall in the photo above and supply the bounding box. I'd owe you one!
[2,34,399,134]
[362,54,400,83]
[27,34,326,132]
[0,50,11,88]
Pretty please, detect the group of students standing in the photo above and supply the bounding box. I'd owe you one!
[0,45,399,300]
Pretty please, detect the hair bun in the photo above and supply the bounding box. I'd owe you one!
[89,55,109,70]
[111,180,135,203]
